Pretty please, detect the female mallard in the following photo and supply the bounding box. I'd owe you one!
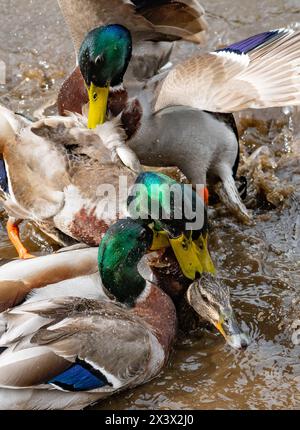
[0,109,211,280]
[57,1,300,223]
[0,219,248,410]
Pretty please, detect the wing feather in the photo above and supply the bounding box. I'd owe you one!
[0,248,98,312]
[0,297,157,392]
[155,29,300,113]
[58,0,207,52]
[0,346,68,387]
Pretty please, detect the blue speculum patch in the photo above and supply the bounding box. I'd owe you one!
[0,159,8,194]
[218,29,282,55]
[49,363,109,392]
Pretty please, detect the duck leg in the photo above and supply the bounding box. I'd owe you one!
[6,217,35,259]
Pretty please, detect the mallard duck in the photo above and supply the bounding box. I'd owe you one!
[56,0,300,222]
[0,109,212,279]
[57,0,207,127]
[0,103,138,255]
[0,218,248,410]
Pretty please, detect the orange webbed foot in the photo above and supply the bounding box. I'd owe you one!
[19,250,36,260]
[6,219,35,260]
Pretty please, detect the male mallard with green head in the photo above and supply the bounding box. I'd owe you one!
[0,108,212,281]
[57,0,300,223]
[0,218,248,410]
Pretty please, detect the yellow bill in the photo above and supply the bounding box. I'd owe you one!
[169,233,215,280]
[149,228,170,251]
[169,233,205,280]
[194,234,216,274]
[87,83,109,128]
[214,319,227,339]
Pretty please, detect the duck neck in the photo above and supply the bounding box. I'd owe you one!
[132,282,177,360]
[98,219,177,356]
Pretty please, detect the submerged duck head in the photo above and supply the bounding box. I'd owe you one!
[187,274,250,349]
[79,24,132,128]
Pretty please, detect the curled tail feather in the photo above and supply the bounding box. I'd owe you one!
[215,175,253,225]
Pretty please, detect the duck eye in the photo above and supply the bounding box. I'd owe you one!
[202,295,209,304]
[93,93,98,101]
[139,231,146,240]
[95,54,104,65]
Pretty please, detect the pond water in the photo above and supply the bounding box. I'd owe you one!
[0,0,299,410]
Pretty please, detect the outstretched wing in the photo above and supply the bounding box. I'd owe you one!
[155,29,300,112]
[0,298,156,393]
[58,0,207,51]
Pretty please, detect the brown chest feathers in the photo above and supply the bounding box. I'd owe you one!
[132,284,177,361]
[69,207,115,246]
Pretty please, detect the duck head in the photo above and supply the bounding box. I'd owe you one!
[127,171,215,280]
[98,218,153,306]
[79,24,132,128]
[97,214,212,307]
[187,274,250,349]
[98,218,249,350]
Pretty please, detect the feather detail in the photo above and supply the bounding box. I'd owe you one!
[0,297,166,397]
[0,248,99,312]
[49,362,109,391]
[219,29,286,54]
[58,0,207,52]
[0,103,140,246]
[0,347,69,387]
[155,28,300,113]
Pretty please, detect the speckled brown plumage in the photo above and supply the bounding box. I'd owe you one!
[69,207,110,246]
[0,104,140,249]
[107,88,129,117]
[121,98,142,139]
[58,67,88,116]
[148,249,202,332]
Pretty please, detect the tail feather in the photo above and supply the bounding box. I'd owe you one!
[133,0,208,43]
[58,0,208,53]
[215,176,253,225]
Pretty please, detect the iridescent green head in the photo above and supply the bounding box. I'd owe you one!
[98,218,152,306]
[127,172,215,280]
[79,24,132,89]
[97,218,249,349]
[79,24,132,128]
